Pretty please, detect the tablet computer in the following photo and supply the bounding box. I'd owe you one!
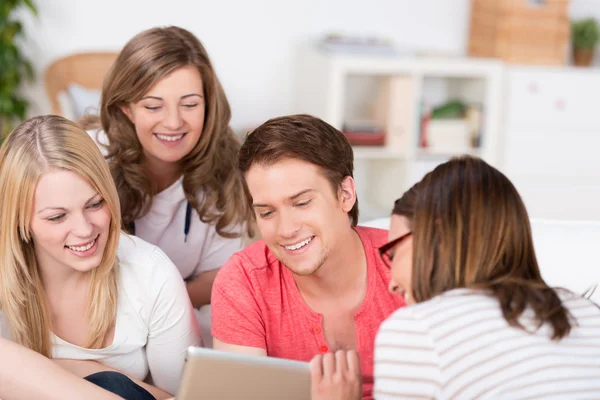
[177,347,311,400]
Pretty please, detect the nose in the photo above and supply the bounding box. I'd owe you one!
[277,210,300,239]
[163,106,184,130]
[72,212,94,238]
[388,278,400,294]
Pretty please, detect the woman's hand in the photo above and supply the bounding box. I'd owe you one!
[310,350,362,400]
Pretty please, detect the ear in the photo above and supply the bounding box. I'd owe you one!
[120,104,134,123]
[338,176,357,213]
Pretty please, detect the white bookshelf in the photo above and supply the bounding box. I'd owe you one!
[294,46,504,221]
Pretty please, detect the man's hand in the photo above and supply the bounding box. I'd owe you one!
[310,350,362,400]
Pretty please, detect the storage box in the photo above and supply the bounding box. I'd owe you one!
[425,119,472,152]
[468,0,570,65]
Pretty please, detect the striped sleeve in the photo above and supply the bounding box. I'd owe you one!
[373,308,441,399]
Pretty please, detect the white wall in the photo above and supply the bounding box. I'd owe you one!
[17,0,600,130]
[19,0,474,131]
[14,0,600,222]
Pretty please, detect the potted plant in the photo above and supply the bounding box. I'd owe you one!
[572,18,600,67]
[0,0,37,144]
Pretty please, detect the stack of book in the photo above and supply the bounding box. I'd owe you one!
[342,120,385,146]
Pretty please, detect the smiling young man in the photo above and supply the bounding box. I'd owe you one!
[211,114,405,399]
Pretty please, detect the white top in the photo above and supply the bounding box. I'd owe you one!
[374,288,600,399]
[0,234,202,395]
[88,129,244,347]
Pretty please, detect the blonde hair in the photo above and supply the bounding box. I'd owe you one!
[0,115,120,357]
[84,26,253,238]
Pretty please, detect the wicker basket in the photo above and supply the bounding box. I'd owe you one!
[468,0,570,65]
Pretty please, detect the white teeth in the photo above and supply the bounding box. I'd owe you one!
[156,134,184,142]
[284,237,313,251]
[66,238,95,252]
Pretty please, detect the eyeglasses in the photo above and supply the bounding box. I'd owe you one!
[378,231,412,268]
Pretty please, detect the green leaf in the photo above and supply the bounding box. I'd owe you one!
[572,18,600,49]
[22,59,34,80]
[0,0,36,124]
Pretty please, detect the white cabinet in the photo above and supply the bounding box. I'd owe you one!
[294,46,504,221]
[503,67,600,221]
[506,68,600,133]
[293,48,600,222]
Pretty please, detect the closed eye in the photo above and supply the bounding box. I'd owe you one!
[47,214,66,222]
[144,106,161,111]
[183,104,198,108]
[294,199,312,208]
[88,199,105,209]
[258,210,274,219]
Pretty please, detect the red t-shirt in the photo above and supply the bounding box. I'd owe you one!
[211,226,405,399]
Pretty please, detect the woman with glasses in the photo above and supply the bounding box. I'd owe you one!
[312,155,600,399]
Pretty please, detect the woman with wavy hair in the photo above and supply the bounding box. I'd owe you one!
[0,115,201,399]
[85,26,253,347]
[311,156,600,399]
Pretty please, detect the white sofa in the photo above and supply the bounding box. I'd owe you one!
[360,218,600,303]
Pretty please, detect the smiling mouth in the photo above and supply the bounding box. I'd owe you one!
[283,236,314,251]
[65,235,98,252]
[154,133,186,142]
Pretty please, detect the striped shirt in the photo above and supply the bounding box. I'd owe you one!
[374,288,600,399]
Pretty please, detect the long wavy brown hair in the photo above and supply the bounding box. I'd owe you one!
[410,155,572,340]
[0,115,119,357]
[86,26,252,238]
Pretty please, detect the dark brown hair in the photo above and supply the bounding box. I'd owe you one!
[237,114,359,226]
[84,26,252,238]
[411,155,572,340]
[392,182,420,221]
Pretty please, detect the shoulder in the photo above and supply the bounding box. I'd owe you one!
[380,302,432,332]
[214,239,280,287]
[384,289,494,328]
[117,233,182,286]
[355,226,388,248]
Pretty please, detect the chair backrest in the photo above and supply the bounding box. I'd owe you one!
[44,52,118,116]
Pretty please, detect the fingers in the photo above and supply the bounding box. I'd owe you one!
[310,354,323,384]
[322,352,335,379]
[346,349,361,378]
[310,350,362,400]
[335,350,348,378]
[319,350,360,378]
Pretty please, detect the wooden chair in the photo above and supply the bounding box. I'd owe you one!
[44,52,118,116]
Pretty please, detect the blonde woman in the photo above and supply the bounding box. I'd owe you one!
[84,26,254,347]
[0,115,201,399]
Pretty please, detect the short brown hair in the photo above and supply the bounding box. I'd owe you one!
[411,155,572,340]
[238,114,359,226]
